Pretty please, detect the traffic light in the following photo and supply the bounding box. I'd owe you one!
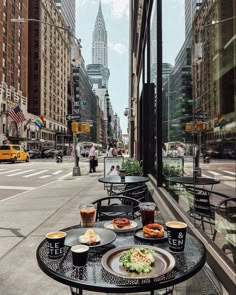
[71,121,79,133]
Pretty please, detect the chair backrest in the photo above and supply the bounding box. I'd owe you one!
[186,187,213,218]
[217,198,236,223]
[92,196,141,221]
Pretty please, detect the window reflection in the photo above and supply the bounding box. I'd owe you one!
[162,0,236,267]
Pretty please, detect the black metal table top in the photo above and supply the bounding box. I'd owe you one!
[98,175,149,185]
[36,223,206,293]
[166,176,220,186]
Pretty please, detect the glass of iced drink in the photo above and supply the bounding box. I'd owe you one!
[80,204,96,228]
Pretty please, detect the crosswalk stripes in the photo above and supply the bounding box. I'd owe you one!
[23,170,49,178]
[0,169,21,175]
[6,169,35,177]
[222,170,236,176]
[203,171,234,180]
[0,168,69,179]
[207,171,221,176]
[39,175,51,179]
[52,170,63,175]
[222,181,236,188]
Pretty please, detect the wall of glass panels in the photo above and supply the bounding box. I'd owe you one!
[161,0,236,271]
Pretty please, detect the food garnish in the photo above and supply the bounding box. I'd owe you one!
[119,248,154,273]
[79,229,100,245]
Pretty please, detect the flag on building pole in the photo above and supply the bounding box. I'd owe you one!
[217,115,226,128]
[34,116,45,129]
[8,105,26,123]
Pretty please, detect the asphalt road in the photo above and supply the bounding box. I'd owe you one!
[0,156,92,201]
[0,156,235,201]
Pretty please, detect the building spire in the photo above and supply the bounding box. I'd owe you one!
[99,0,102,11]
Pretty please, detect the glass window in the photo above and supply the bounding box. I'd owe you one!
[161,0,236,270]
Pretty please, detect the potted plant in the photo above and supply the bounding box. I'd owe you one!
[163,163,182,177]
[121,159,143,176]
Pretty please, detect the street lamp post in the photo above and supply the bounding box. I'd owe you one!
[105,90,110,143]
[11,17,81,175]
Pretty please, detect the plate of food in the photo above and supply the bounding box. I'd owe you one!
[101,245,175,279]
[134,224,168,242]
[104,218,138,232]
[64,228,116,247]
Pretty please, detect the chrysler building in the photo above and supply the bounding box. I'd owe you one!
[92,0,108,67]
[87,0,110,88]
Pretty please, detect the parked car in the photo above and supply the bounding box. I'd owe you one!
[28,149,41,159]
[0,144,29,163]
[41,149,55,158]
[204,149,220,158]
[220,149,236,159]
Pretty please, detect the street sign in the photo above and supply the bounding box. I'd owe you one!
[185,122,206,133]
[194,113,208,120]
[78,101,87,106]
[66,114,81,121]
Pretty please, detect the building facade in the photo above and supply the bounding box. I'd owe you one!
[55,0,76,37]
[192,0,236,151]
[27,0,70,149]
[129,0,235,292]
[72,60,98,143]
[0,0,28,144]
[185,0,202,37]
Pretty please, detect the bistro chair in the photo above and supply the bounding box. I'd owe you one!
[186,186,215,232]
[118,184,148,202]
[212,198,236,263]
[92,196,141,221]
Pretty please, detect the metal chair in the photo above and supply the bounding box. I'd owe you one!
[92,196,141,221]
[212,198,236,263]
[186,186,215,231]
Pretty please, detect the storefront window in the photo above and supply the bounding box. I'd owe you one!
[161,0,236,269]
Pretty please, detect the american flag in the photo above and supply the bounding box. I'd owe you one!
[8,105,26,123]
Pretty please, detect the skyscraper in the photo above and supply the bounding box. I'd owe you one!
[92,0,108,67]
[87,1,110,89]
[185,0,202,37]
[55,0,76,36]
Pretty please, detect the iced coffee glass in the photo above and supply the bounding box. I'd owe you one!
[80,204,96,228]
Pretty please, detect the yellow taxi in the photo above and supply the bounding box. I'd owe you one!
[0,144,29,163]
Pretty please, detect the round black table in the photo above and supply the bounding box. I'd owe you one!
[37,223,206,294]
[166,176,220,186]
[98,176,149,196]
[98,175,149,185]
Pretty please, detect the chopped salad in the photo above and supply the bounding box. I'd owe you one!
[119,248,154,273]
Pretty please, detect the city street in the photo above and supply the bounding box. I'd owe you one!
[181,157,236,198]
[0,156,98,202]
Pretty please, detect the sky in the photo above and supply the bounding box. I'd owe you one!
[75,0,185,133]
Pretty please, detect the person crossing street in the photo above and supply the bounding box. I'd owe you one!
[89,144,96,173]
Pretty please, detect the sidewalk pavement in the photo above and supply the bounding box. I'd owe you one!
[0,164,108,295]
[0,160,223,295]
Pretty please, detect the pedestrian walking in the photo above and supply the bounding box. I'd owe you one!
[107,143,116,157]
[177,143,185,174]
[162,143,167,157]
[89,144,96,173]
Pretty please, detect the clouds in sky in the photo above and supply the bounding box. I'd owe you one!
[77,0,129,19]
[108,41,127,55]
[102,0,129,19]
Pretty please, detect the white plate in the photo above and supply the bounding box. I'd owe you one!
[104,220,138,232]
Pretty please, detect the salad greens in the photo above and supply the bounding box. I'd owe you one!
[119,248,154,273]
